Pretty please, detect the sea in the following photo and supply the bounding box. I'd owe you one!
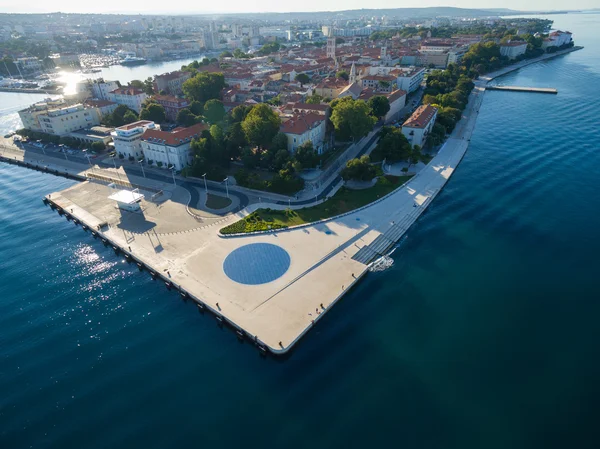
[2,13,600,449]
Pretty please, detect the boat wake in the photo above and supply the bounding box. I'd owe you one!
[369,255,394,272]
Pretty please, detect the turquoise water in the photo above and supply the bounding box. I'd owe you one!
[2,13,600,449]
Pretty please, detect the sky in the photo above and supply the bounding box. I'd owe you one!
[0,0,596,15]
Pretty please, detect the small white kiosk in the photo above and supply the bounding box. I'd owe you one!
[108,189,145,212]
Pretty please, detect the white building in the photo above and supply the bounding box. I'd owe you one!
[367,66,425,93]
[500,41,528,60]
[545,30,573,48]
[19,102,101,136]
[111,120,157,160]
[402,104,438,147]
[394,67,426,93]
[140,123,207,170]
[91,80,120,100]
[384,89,407,123]
[280,112,327,154]
[75,79,120,101]
[106,87,148,113]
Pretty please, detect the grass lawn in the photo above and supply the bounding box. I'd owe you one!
[220,174,413,234]
[206,193,232,210]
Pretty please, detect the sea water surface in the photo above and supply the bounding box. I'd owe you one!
[2,13,600,449]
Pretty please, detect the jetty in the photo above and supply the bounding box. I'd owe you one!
[486,85,557,94]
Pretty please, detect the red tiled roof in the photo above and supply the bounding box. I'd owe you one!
[84,99,117,107]
[110,87,145,96]
[155,70,190,81]
[280,112,325,135]
[141,122,208,146]
[387,89,407,103]
[403,104,438,129]
[291,102,330,112]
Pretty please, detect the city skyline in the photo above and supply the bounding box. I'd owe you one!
[0,1,597,15]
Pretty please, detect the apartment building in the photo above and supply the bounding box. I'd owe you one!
[153,95,190,122]
[106,87,148,113]
[402,104,438,147]
[140,123,207,170]
[111,120,157,159]
[19,102,101,136]
[280,112,327,154]
[500,41,528,60]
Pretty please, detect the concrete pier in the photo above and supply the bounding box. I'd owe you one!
[486,85,557,94]
[9,44,581,355]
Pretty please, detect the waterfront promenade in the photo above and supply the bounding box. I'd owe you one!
[11,45,579,354]
[39,82,483,354]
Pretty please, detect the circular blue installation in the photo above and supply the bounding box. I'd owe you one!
[223,243,291,285]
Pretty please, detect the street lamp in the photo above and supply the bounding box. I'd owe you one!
[202,173,208,193]
[170,166,177,186]
[110,154,123,183]
[84,153,93,174]
[138,158,146,178]
[223,177,229,199]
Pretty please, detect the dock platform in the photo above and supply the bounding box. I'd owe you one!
[486,85,557,94]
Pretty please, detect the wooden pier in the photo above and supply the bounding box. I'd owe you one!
[486,85,557,94]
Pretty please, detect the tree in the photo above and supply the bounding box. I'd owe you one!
[375,127,411,162]
[336,70,349,81]
[241,103,281,149]
[123,110,138,125]
[368,96,390,119]
[341,155,376,181]
[225,122,247,159]
[176,108,200,127]
[189,100,204,115]
[295,73,310,87]
[330,99,376,141]
[294,141,319,169]
[271,132,289,151]
[273,149,291,170]
[203,99,226,124]
[182,72,225,103]
[230,104,253,123]
[129,79,144,89]
[408,145,421,170]
[140,103,166,124]
[91,141,106,152]
[220,50,233,59]
[102,104,138,127]
[335,37,345,44]
[306,94,324,104]
[143,77,155,95]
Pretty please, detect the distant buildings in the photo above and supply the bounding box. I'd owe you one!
[402,104,438,147]
[542,30,573,49]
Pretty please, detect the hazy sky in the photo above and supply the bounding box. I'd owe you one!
[0,0,596,14]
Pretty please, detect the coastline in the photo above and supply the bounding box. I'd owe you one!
[1,45,583,356]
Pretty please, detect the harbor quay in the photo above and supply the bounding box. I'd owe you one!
[38,83,483,356]
[6,46,577,355]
